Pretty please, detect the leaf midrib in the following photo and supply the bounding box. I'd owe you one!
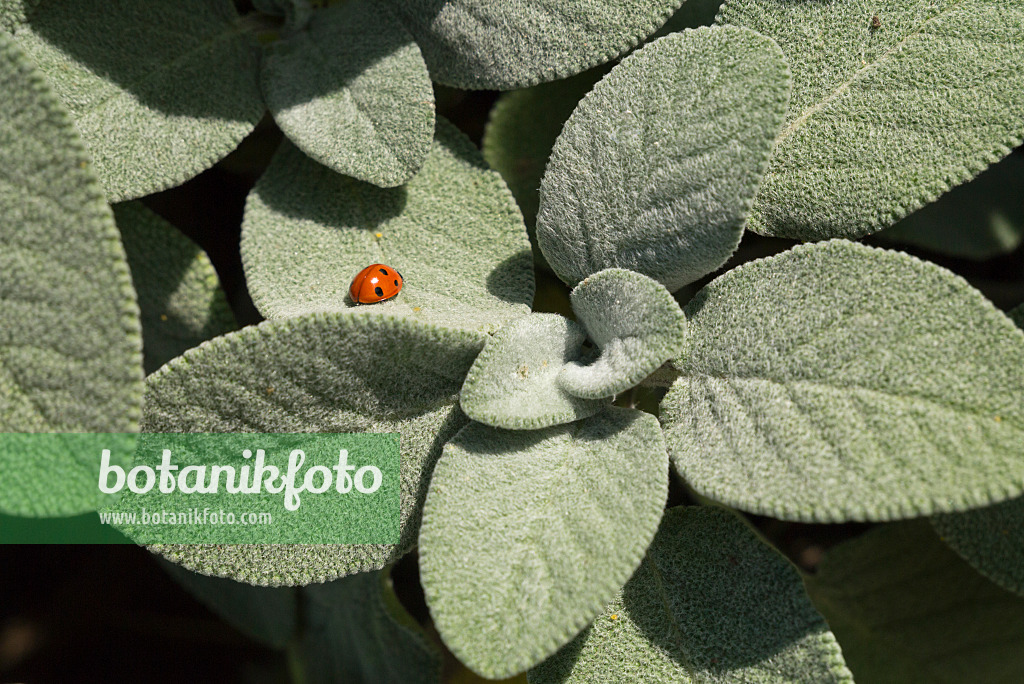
[774,0,966,148]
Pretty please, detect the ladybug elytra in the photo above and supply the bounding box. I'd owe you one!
[349,264,403,304]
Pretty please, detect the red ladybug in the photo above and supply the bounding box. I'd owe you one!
[349,264,403,304]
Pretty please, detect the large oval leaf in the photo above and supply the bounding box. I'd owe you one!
[530,506,852,684]
[419,408,669,678]
[11,0,264,201]
[536,26,790,291]
[142,313,482,586]
[805,520,1024,684]
[719,0,1024,240]
[661,240,1024,522]
[115,202,236,375]
[383,0,684,90]
[0,31,143,516]
[261,0,434,187]
[242,117,533,335]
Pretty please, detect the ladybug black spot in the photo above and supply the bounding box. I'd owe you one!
[379,268,389,276]
[394,280,399,287]
[374,286,384,297]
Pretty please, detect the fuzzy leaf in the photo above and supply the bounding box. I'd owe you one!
[383,0,685,90]
[460,314,610,430]
[805,520,1024,684]
[536,26,790,291]
[300,571,442,684]
[162,561,298,648]
[420,408,669,678]
[530,506,851,684]
[115,202,236,375]
[720,0,1024,240]
[143,313,482,586]
[0,31,143,516]
[242,118,533,335]
[661,240,1024,522]
[261,0,434,187]
[929,310,1024,598]
[876,153,1024,260]
[559,269,686,399]
[10,0,264,201]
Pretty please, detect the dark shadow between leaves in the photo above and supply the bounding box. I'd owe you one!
[24,0,259,120]
[486,249,536,305]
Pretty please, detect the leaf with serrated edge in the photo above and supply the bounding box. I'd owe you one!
[720,0,1024,240]
[0,31,143,516]
[460,314,610,430]
[930,308,1024,598]
[143,313,482,586]
[161,560,297,648]
[559,269,686,399]
[262,0,434,187]
[11,0,263,201]
[806,520,1024,683]
[300,570,442,684]
[115,202,236,375]
[384,0,684,90]
[661,240,1024,523]
[536,26,790,292]
[420,408,668,678]
[242,117,533,335]
[530,506,851,684]
[876,153,1024,260]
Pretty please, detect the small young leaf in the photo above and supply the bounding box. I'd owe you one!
[459,314,610,430]
[299,570,443,684]
[720,0,1024,240]
[161,560,298,648]
[11,0,264,201]
[383,0,685,90]
[0,31,143,516]
[143,313,482,586]
[242,118,533,335]
[530,506,851,684]
[261,0,434,187]
[875,152,1024,260]
[419,408,669,678]
[536,26,791,291]
[661,240,1024,522]
[559,269,686,399]
[115,202,236,375]
[805,520,1024,683]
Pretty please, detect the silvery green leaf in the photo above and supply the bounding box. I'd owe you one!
[11,0,264,201]
[536,26,790,291]
[300,571,442,684]
[875,153,1024,260]
[383,0,685,90]
[242,118,533,336]
[459,314,610,430]
[559,269,686,399]
[530,506,852,684]
[719,0,1024,240]
[261,0,434,187]
[805,520,1024,683]
[419,408,669,678]
[115,202,236,375]
[0,31,143,516]
[661,240,1024,522]
[161,560,298,648]
[143,313,482,586]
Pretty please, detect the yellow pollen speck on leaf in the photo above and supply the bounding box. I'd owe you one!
[159,314,168,321]
[375,232,383,239]
[995,415,1003,422]
[413,307,421,312]
[610,614,618,621]
[266,387,274,394]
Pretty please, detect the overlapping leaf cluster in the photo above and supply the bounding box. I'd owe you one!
[3,0,1024,682]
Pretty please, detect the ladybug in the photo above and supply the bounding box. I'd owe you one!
[349,264,403,304]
